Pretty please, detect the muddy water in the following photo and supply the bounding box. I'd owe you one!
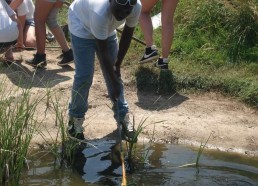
[20,141,258,186]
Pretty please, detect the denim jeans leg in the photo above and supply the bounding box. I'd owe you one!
[68,34,96,118]
[96,34,129,123]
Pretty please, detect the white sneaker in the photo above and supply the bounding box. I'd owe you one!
[67,117,85,140]
[139,45,159,64]
[120,113,137,142]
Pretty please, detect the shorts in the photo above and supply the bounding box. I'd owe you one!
[25,19,35,27]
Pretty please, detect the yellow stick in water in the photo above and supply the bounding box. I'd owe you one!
[121,151,127,186]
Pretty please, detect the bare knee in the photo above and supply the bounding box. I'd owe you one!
[24,39,36,48]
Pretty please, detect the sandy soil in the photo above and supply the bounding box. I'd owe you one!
[1,49,258,157]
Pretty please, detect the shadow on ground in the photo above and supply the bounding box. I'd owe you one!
[135,66,188,110]
[0,61,73,88]
[135,92,188,111]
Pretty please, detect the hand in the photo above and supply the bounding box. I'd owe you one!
[112,79,121,101]
[112,62,121,100]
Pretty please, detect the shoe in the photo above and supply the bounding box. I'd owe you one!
[139,45,159,64]
[120,113,137,142]
[57,49,74,66]
[67,117,85,141]
[25,53,46,68]
[154,58,169,70]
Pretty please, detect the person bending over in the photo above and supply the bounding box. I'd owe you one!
[67,0,141,142]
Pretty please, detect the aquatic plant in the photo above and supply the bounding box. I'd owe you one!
[195,132,213,168]
[176,132,213,170]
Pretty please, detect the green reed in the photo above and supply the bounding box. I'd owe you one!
[0,77,44,185]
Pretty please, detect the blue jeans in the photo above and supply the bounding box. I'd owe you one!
[69,33,129,123]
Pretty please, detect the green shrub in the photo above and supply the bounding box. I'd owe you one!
[174,0,258,63]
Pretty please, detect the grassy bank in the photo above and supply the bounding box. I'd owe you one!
[124,0,258,108]
[0,1,257,183]
[58,0,258,107]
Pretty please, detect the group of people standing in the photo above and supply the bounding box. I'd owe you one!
[0,0,73,66]
[0,0,178,142]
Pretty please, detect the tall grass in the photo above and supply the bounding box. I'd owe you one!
[0,77,44,185]
[48,91,83,165]
[0,68,81,185]
[174,0,258,63]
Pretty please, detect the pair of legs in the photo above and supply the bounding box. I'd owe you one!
[34,0,69,55]
[68,34,128,123]
[139,0,179,59]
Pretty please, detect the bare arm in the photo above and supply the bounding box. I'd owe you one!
[10,14,23,43]
[8,0,25,47]
[115,25,135,77]
[9,0,24,10]
[95,39,120,101]
[16,15,26,47]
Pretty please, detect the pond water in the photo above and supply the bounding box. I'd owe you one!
[20,140,258,186]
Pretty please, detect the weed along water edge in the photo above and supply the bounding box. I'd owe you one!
[1,51,258,184]
[1,58,258,184]
[1,0,258,184]
[19,141,258,185]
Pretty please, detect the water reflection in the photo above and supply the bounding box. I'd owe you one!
[20,142,258,186]
[80,141,122,185]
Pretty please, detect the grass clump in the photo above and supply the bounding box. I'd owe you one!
[0,78,43,185]
[174,0,258,63]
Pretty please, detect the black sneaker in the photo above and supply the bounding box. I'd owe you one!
[57,49,74,66]
[25,53,46,68]
[67,118,85,141]
[120,113,137,142]
[154,58,169,70]
[139,45,159,64]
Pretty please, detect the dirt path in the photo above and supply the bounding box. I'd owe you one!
[1,49,258,157]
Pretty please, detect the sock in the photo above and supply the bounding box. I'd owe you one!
[163,58,169,63]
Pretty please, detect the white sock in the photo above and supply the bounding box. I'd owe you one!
[163,58,169,63]
[72,117,84,133]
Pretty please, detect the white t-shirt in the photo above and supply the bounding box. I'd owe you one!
[14,0,34,20]
[15,0,28,16]
[0,0,19,42]
[68,0,141,40]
